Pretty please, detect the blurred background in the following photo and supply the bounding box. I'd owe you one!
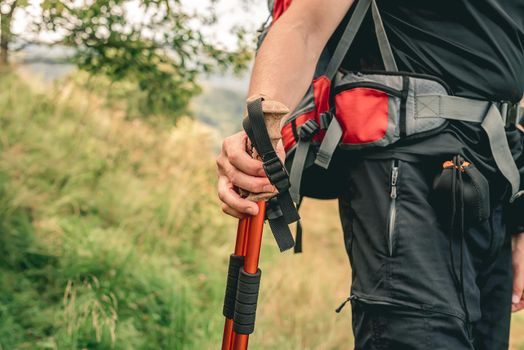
[0,0,523,349]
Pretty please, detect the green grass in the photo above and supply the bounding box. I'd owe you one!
[0,71,235,349]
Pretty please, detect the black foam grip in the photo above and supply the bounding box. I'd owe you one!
[233,268,262,335]
[222,255,245,319]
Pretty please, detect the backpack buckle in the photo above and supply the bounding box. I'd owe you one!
[319,112,333,129]
[506,103,523,128]
[299,119,320,141]
[262,153,290,193]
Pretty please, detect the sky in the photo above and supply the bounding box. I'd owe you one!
[12,0,269,50]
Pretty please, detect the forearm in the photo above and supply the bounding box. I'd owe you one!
[247,0,354,111]
[248,18,321,111]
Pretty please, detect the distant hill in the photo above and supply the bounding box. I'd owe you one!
[15,46,249,140]
[192,83,246,139]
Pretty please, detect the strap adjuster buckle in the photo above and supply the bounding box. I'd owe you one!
[507,104,522,127]
[262,154,290,193]
[299,119,320,141]
[501,102,523,128]
[319,112,333,129]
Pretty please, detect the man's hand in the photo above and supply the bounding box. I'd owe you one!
[512,233,524,312]
[216,131,278,219]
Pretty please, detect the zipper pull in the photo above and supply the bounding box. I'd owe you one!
[390,165,399,199]
[336,296,353,313]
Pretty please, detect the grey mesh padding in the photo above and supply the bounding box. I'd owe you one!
[409,77,448,135]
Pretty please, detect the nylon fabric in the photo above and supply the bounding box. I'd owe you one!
[335,87,389,144]
[339,157,512,349]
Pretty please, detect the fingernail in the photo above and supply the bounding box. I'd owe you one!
[513,294,520,304]
[263,185,275,192]
[247,207,258,216]
[258,168,267,176]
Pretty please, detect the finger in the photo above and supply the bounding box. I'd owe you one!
[512,295,524,313]
[228,147,266,177]
[217,176,259,215]
[227,165,274,194]
[218,154,273,193]
[221,133,266,177]
[221,203,247,219]
[513,261,524,306]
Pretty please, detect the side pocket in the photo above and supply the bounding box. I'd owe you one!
[387,160,400,256]
[432,156,490,226]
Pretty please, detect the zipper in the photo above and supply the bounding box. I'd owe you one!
[348,294,467,321]
[334,81,403,98]
[336,294,414,314]
[387,160,399,256]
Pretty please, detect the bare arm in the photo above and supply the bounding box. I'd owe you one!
[217,0,354,218]
[248,0,354,110]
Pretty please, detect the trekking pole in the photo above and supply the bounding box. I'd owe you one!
[231,201,266,350]
[220,98,299,349]
[222,218,250,350]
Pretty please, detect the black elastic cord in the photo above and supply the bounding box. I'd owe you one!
[449,156,459,286]
[457,158,471,329]
[448,155,471,329]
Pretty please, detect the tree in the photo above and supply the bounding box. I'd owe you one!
[0,0,28,66]
[39,0,253,119]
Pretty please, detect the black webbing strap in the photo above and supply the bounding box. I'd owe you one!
[293,199,303,254]
[243,98,300,252]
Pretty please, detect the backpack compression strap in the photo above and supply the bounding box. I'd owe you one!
[243,98,300,252]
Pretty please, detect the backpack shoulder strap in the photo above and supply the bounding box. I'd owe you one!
[325,0,397,79]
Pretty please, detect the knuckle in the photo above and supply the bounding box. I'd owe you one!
[227,168,237,183]
[230,173,238,185]
[228,150,240,163]
[223,137,231,150]
[254,182,265,193]
[217,189,226,202]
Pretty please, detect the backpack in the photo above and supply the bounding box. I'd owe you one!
[262,0,522,251]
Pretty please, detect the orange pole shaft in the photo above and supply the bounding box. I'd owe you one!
[222,218,251,350]
[232,201,266,350]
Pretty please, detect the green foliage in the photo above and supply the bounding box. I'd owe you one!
[39,0,253,120]
[0,72,235,348]
[0,0,30,65]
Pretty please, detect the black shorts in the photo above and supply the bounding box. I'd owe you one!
[338,157,512,349]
